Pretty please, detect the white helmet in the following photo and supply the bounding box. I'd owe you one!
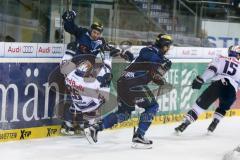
[75,60,93,77]
[228,45,240,58]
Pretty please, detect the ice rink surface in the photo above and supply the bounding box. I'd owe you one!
[1,117,240,160]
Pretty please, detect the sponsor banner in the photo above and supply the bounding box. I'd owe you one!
[1,110,239,140]
[125,46,176,58]
[129,46,230,58]
[202,47,228,58]
[126,46,228,58]
[4,42,37,57]
[175,47,203,58]
[0,62,62,129]
[0,110,239,141]
[0,125,60,142]
[0,42,231,58]
[37,43,65,57]
[111,109,240,129]
[0,42,4,57]
[126,46,179,58]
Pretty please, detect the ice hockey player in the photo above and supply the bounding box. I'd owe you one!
[60,57,112,135]
[61,10,134,63]
[175,45,240,134]
[84,34,173,149]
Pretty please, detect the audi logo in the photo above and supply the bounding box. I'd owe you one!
[22,46,34,53]
[52,46,62,54]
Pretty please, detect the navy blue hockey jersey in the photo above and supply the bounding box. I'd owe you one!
[121,45,169,85]
[63,20,104,56]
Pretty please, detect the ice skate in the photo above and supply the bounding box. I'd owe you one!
[84,122,102,144]
[175,120,191,135]
[207,118,219,133]
[60,121,75,136]
[131,128,153,149]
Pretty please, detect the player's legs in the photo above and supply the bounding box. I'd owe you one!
[60,105,81,135]
[84,78,136,143]
[102,99,134,129]
[85,84,157,144]
[132,102,158,145]
[175,81,221,133]
[208,81,236,132]
[60,89,102,135]
[84,98,134,143]
[132,86,159,145]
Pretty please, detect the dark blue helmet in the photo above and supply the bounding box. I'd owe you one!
[228,45,240,58]
[155,34,173,48]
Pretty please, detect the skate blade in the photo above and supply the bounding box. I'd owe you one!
[131,142,152,149]
[83,128,95,144]
[174,129,181,136]
[206,130,213,136]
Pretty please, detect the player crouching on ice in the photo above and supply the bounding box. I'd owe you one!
[84,34,173,149]
[175,45,240,134]
[60,54,112,135]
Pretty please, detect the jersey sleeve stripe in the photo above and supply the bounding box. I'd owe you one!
[208,65,217,73]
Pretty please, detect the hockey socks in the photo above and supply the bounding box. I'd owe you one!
[175,104,205,133]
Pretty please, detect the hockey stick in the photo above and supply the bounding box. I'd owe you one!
[99,49,108,73]
[177,82,211,88]
[154,82,211,99]
[105,41,133,62]
[156,85,162,99]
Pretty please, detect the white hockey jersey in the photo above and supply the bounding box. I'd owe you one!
[202,55,240,92]
[65,60,111,113]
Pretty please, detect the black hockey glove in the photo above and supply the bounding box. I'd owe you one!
[65,42,77,57]
[97,73,113,88]
[99,37,107,49]
[120,50,134,62]
[62,10,76,21]
[162,58,172,71]
[192,76,204,89]
[109,48,120,57]
[98,38,121,57]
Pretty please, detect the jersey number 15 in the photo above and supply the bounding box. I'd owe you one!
[223,60,238,76]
